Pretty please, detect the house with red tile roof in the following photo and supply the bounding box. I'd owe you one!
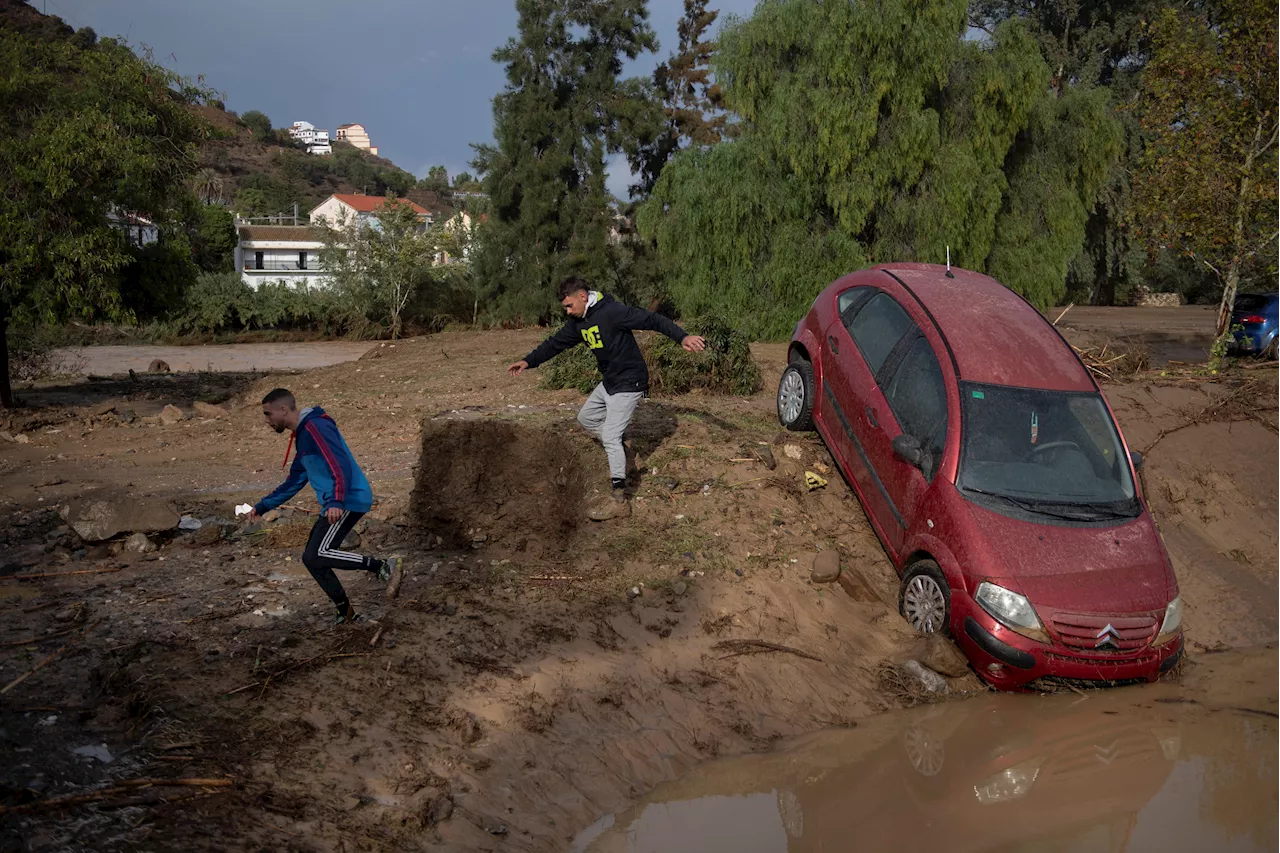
[308,194,432,229]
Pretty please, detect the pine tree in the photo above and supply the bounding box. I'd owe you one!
[633,0,728,195]
[472,0,657,324]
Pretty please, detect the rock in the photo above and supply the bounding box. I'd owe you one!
[753,444,777,470]
[672,581,688,596]
[485,820,509,836]
[123,532,157,553]
[443,603,458,617]
[901,660,949,694]
[37,476,65,488]
[344,532,361,549]
[54,607,80,623]
[158,405,184,425]
[119,409,137,424]
[148,359,171,373]
[425,793,454,826]
[192,401,226,419]
[0,431,13,442]
[783,444,803,460]
[261,509,282,524]
[810,550,842,583]
[60,490,179,542]
[917,633,971,679]
[15,433,30,444]
[91,402,117,416]
[178,515,203,531]
[190,525,222,547]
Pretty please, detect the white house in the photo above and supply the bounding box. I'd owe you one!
[108,210,159,247]
[335,123,378,156]
[435,211,477,265]
[288,121,332,155]
[309,193,431,229]
[235,224,328,290]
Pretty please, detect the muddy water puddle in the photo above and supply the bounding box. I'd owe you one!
[575,648,1277,853]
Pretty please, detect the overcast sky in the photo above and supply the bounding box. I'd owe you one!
[34,0,759,198]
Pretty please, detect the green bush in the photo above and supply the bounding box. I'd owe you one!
[163,272,367,337]
[537,314,762,396]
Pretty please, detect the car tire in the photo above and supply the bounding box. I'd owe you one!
[777,357,815,431]
[900,560,951,636]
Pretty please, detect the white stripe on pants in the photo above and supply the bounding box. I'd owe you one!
[578,383,643,482]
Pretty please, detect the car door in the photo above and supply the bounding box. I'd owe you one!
[823,290,915,544]
[875,334,950,554]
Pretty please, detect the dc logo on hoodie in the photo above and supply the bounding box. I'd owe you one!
[582,325,603,349]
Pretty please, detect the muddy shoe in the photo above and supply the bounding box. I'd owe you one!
[333,603,361,625]
[587,489,632,522]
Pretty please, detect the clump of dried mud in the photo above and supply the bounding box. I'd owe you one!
[409,420,593,557]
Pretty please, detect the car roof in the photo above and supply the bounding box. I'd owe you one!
[873,263,1096,393]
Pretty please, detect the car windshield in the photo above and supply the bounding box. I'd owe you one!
[957,383,1137,520]
[1233,293,1275,313]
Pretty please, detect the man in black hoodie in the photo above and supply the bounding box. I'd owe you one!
[507,277,705,520]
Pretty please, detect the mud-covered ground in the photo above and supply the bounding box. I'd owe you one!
[0,329,1275,852]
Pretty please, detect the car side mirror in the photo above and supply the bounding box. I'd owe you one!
[1130,450,1144,471]
[893,433,924,468]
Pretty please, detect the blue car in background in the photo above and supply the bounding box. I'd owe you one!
[1230,291,1278,359]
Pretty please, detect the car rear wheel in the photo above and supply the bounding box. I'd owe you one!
[777,357,815,431]
[900,560,951,636]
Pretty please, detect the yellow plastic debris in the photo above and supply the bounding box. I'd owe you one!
[804,471,828,491]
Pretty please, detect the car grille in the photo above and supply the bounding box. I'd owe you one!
[1028,676,1148,693]
[1051,612,1158,654]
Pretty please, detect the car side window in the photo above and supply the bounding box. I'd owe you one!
[845,292,914,375]
[837,286,873,323]
[884,336,948,480]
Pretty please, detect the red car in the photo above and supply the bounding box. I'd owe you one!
[778,263,1183,690]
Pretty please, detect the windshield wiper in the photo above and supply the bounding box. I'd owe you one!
[962,487,1133,521]
[1030,498,1139,519]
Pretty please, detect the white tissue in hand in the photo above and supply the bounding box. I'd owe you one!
[234,503,253,517]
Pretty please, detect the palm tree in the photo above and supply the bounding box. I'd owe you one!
[193,168,225,205]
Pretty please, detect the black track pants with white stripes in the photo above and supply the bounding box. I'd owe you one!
[301,510,382,609]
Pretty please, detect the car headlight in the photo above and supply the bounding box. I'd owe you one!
[974,758,1043,805]
[1154,596,1183,647]
[976,582,1048,643]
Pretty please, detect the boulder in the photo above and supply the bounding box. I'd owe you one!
[901,660,949,694]
[158,405,184,425]
[148,359,171,373]
[810,550,841,583]
[192,401,227,419]
[59,490,179,543]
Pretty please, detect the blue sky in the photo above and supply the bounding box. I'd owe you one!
[34,0,759,198]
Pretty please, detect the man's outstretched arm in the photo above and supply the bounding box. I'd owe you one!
[508,322,583,375]
[618,306,707,352]
[250,455,308,519]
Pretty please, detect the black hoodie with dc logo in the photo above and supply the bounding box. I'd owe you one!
[522,292,690,394]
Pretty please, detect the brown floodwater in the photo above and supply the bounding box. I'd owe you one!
[574,647,1277,853]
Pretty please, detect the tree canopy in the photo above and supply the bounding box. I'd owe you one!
[0,29,210,405]
[639,0,1120,339]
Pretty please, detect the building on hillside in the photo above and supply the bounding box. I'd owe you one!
[108,210,159,247]
[288,121,332,155]
[435,211,475,266]
[235,224,328,290]
[309,193,431,230]
[335,123,378,156]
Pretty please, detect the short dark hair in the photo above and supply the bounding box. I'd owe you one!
[557,276,589,301]
[261,388,296,408]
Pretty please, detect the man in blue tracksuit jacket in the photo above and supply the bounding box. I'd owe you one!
[248,388,401,623]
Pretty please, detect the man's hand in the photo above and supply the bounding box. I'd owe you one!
[246,508,260,523]
[507,360,529,376]
[324,506,343,524]
[682,335,707,353]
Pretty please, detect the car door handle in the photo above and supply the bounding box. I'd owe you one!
[827,335,839,354]
[865,406,879,428]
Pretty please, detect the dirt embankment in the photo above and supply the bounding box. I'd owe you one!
[0,330,1275,852]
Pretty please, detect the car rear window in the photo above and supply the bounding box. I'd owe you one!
[846,292,914,375]
[1233,293,1274,312]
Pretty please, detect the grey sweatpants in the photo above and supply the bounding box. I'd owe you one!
[578,383,643,482]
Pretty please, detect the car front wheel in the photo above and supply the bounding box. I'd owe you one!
[777,358,815,431]
[900,560,951,635]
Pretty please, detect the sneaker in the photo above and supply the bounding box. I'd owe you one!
[333,603,360,625]
[383,555,405,599]
[587,489,632,521]
[377,556,400,584]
